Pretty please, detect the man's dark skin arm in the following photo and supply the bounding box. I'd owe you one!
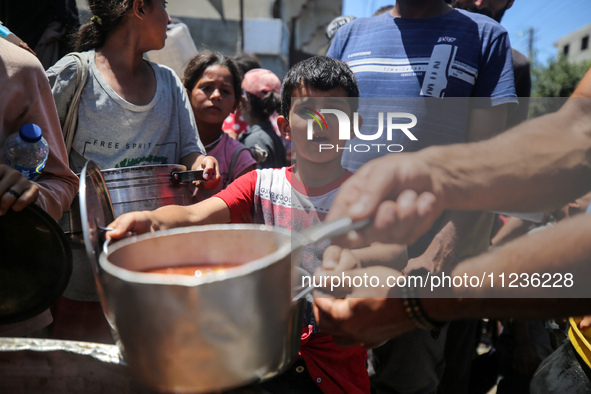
[314,69,591,347]
[314,213,591,348]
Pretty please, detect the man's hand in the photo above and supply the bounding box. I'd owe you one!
[18,42,37,57]
[578,315,591,331]
[326,154,443,248]
[0,164,39,215]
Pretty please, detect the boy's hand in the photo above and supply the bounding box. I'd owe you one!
[105,211,155,240]
[313,266,415,349]
[315,245,361,298]
[321,245,361,272]
[196,155,221,190]
[0,164,39,215]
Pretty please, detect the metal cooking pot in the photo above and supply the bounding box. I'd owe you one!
[77,161,367,393]
[98,225,302,393]
[57,164,203,302]
[95,218,368,393]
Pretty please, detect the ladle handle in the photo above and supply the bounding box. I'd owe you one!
[103,238,111,256]
[299,216,371,245]
[292,285,316,302]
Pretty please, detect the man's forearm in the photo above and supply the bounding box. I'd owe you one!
[404,211,460,274]
[420,213,591,322]
[423,98,591,214]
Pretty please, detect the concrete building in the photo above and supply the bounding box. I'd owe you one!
[74,0,343,78]
[554,23,591,64]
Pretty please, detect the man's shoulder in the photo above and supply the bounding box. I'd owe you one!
[450,9,508,36]
[511,48,530,69]
[333,14,389,39]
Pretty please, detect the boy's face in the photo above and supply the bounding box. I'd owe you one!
[278,85,355,165]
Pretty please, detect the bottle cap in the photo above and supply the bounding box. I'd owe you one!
[0,24,12,39]
[19,123,42,143]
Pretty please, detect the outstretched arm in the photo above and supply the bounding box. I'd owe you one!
[327,69,591,247]
[106,197,230,239]
[314,213,591,348]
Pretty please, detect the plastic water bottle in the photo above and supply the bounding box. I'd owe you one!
[4,123,49,180]
[0,23,23,46]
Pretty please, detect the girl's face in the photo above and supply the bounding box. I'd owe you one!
[189,65,238,126]
[144,0,171,50]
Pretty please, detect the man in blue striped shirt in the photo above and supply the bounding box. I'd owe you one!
[327,1,517,393]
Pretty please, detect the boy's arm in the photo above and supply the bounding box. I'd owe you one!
[107,169,259,239]
[107,197,231,239]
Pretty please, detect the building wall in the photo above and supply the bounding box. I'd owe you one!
[75,0,274,20]
[554,23,591,64]
[74,0,342,78]
[280,0,343,57]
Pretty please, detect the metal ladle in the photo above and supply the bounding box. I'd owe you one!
[291,216,370,301]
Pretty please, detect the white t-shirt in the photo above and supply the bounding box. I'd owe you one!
[47,50,205,173]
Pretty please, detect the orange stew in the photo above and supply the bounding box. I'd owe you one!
[144,264,239,277]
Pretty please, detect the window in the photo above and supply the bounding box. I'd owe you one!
[582,36,589,51]
[563,44,570,56]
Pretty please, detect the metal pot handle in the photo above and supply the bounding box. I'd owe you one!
[170,170,204,184]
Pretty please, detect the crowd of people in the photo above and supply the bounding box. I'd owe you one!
[2,0,591,393]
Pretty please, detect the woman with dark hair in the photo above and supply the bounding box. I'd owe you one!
[183,50,257,201]
[46,0,218,185]
[239,68,287,169]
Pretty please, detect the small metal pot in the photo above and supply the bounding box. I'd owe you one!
[98,224,303,393]
[57,164,203,302]
[59,164,202,238]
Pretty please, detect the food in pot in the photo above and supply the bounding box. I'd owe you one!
[144,264,238,277]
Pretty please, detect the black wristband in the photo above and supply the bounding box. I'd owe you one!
[400,273,446,331]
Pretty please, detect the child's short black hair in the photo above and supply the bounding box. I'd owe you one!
[280,56,359,118]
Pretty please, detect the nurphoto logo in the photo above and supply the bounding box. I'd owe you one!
[302,107,418,153]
